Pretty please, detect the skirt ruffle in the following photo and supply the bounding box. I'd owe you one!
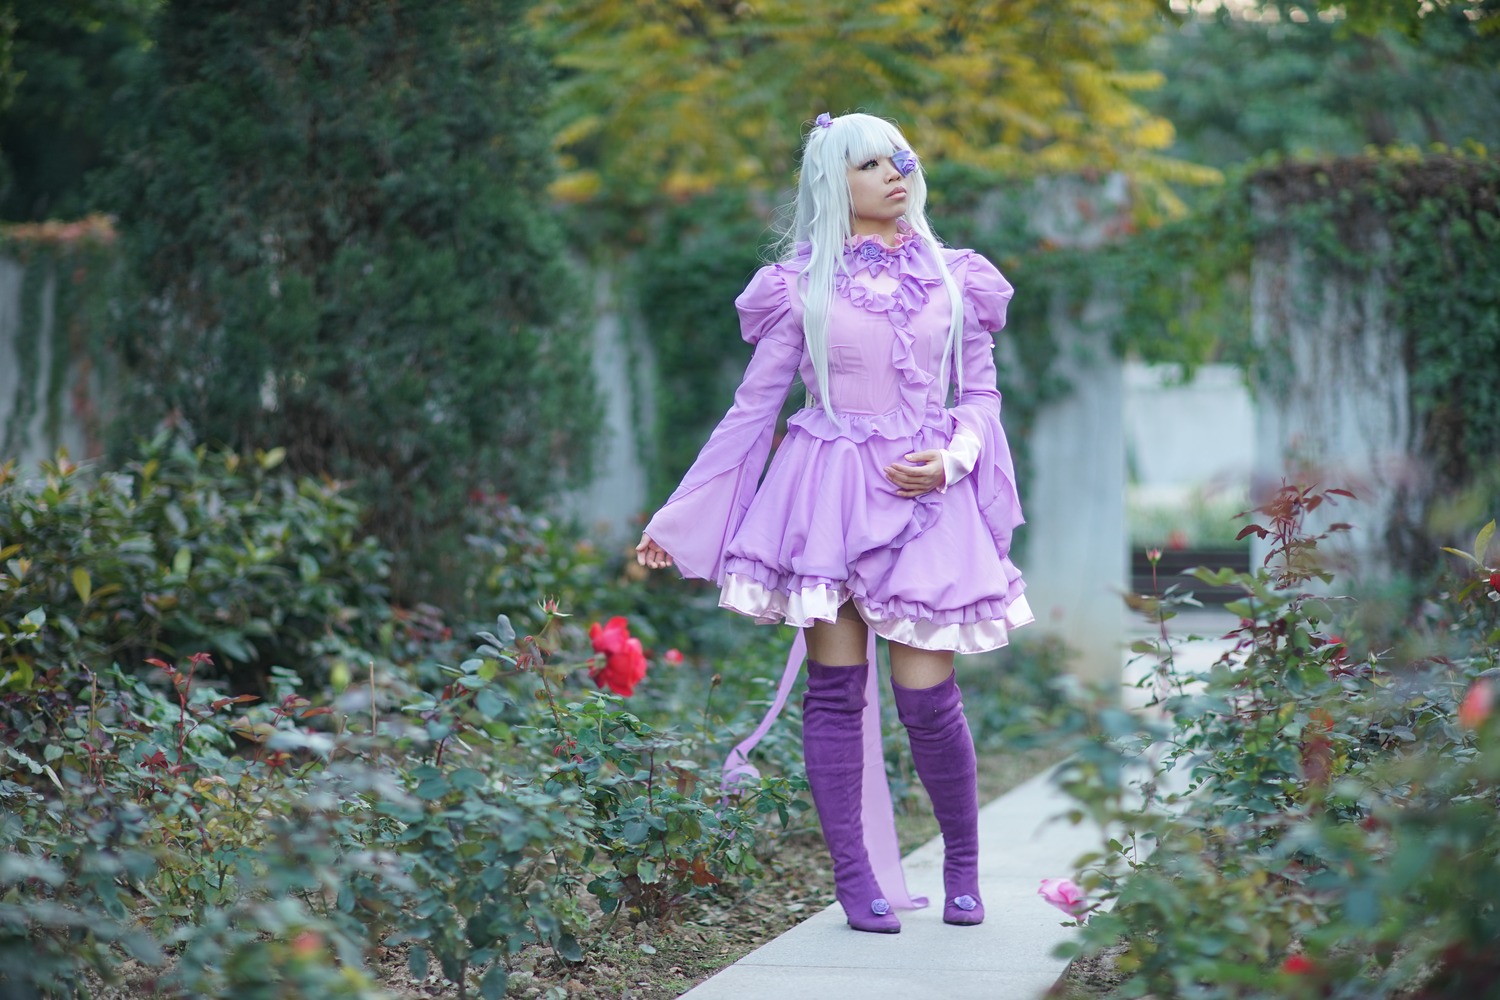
[717,422,1029,654]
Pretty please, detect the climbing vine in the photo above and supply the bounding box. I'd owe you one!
[1249,149,1500,486]
[0,216,117,462]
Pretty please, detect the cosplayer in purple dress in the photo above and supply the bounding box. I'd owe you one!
[638,112,1031,934]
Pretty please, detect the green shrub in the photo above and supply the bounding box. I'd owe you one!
[0,592,804,998]
[1053,489,1500,998]
[100,0,600,602]
[0,437,392,690]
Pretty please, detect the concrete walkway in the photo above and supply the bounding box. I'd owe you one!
[680,610,1238,1000]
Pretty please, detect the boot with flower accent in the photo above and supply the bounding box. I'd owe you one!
[892,670,984,925]
[802,659,901,934]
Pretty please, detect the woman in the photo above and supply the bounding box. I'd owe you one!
[637,112,1031,933]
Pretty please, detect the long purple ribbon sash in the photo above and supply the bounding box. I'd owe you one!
[721,629,928,911]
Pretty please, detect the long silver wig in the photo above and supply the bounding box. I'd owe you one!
[775,113,963,420]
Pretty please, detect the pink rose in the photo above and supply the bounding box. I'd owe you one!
[1458,678,1493,729]
[1038,877,1087,918]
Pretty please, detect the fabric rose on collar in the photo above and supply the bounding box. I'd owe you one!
[892,149,919,176]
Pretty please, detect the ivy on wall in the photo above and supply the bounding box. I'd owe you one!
[0,216,117,462]
[1250,150,1500,485]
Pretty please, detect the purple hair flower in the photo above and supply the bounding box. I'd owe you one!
[892,148,919,177]
[815,113,833,129]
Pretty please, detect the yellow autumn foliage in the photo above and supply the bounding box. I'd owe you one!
[531,0,1219,208]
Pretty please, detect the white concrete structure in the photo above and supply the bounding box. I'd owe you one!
[1250,221,1419,577]
[0,258,93,469]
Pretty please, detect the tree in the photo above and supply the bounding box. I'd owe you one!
[532,0,1220,214]
[0,0,156,221]
[1138,3,1500,171]
[104,0,598,599]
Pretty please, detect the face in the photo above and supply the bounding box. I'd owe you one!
[845,154,908,233]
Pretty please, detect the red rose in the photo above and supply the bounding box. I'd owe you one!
[1282,955,1315,975]
[1489,571,1500,593]
[589,616,647,697]
[664,648,684,666]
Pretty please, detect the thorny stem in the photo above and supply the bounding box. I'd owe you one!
[700,673,721,734]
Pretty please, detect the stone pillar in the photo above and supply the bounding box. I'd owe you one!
[1012,176,1130,685]
[1018,296,1127,685]
[1249,217,1421,578]
[0,258,92,469]
[565,265,653,544]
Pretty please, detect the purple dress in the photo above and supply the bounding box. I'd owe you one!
[645,231,1033,650]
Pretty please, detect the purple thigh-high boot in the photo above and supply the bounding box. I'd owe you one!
[892,671,984,925]
[802,659,901,933]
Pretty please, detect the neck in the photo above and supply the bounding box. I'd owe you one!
[850,217,903,245]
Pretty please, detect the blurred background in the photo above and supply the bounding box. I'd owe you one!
[2,0,1498,675]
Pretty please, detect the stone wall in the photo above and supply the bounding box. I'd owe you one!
[0,257,96,470]
[1249,220,1424,578]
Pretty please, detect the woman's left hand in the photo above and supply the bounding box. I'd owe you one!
[884,450,946,498]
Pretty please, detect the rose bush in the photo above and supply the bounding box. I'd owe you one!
[1051,494,1500,998]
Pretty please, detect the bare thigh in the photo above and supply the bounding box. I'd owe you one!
[804,600,868,667]
[806,602,955,689]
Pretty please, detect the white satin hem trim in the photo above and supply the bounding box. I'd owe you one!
[717,575,1034,654]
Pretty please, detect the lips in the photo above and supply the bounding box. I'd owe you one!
[888,187,908,199]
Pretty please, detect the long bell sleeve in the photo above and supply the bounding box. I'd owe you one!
[642,264,805,582]
[942,249,1024,554]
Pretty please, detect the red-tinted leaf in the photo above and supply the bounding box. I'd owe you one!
[299,706,334,718]
[1327,488,1356,499]
[1236,524,1268,541]
[146,658,173,671]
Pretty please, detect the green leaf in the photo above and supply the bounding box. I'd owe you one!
[415,775,452,800]
[637,860,660,884]
[1474,519,1496,564]
[172,546,193,576]
[555,933,583,963]
[479,966,507,1000]
[71,566,92,605]
[409,946,429,982]
[475,688,508,718]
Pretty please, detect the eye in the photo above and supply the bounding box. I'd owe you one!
[859,159,879,170]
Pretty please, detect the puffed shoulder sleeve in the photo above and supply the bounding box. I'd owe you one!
[735,262,805,347]
[957,250,1015,336]
[642,264,805,581]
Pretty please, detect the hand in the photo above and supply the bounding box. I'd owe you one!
[884,450,946,498]
[635,533,674,570]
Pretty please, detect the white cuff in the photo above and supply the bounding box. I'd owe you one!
[936,426,982,493]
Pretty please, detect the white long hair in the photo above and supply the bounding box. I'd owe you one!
[775,113,964,420]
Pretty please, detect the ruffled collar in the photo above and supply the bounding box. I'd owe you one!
[843,228,921,276]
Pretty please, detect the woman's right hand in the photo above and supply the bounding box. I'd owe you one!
[635,534,674,570]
